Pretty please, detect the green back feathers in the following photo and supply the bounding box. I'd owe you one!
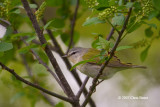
[82,48,134,68]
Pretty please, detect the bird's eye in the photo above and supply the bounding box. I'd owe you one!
[70,51,77,55]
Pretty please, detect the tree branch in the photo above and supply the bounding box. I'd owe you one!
[76,76,89,99]
[67,0,80,53]
[81,4,133,107]
[106,28,114,41]
[20,36,66,94]
[21,54,55,106]
[20,0,77,104]
[30,0,96,106]
[106,18,120,34]
[0,62,73,103]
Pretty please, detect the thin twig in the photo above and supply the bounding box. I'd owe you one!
[30,0,96,106]
[31,39,57,51]
[81,3,133,107]
[106,18,120,34]
[76,76,89,99]
[67,0,80,53]
[20,0,77,104]
[20,36,66,93]
[106,28,114,41]
[0,62,73,103]
[41,92,56,106]
[44,23,96,107]
[21,54,55,106]
[21,54,33,77]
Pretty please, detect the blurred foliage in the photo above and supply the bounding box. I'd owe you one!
[0,0,160,107]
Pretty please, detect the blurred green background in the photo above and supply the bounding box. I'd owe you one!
[0,0,160,107]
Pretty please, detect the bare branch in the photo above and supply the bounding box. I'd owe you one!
[0,62,73,103]
[21,54,55,106]
[106,18,120,34]
[20,36,66,93]
[106,28,114,41]
[81,4,133,107]
[29,0,96,106]
[76,76,89,99]
[20,0,76,102]
[21,54,33,77]
[67,0,80,53]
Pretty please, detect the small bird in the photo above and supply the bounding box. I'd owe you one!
[64,47,146,80]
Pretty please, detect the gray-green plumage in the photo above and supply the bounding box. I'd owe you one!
[66,47,146,79]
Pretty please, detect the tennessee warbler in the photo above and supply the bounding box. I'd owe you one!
[64,47,146,79]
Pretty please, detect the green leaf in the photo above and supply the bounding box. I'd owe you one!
[60,32,80,46]
[127,22,142,33]
[116,46,133,51]
[32,63,48,77]
[29,4,38,9]
[126,2,133,8]
[43,20,53,30]
[99,36,110,51]
[145,23,157,29]
[140,45,150,62]
[18,4,37,9]
[0,52,4,57]
[92,39,101,49]
[118,0,124,6]
[152,0,160,11]
[0,42,13,52]
[112,14,125,26]
[96,0,109,10]
[70,59,96,71]
[55,102,64,107]
[133,2,141,13]
[0,48,15,63]
[145,27,153,38]
[26,36,37,43]
[37,50,49,64]
[11,32,34,40]
[18,45,38,54]
[46,0,63,6]
[82,17,105,26]
[10,92,25,103]
[60,33,70,46]
[10,8,21,14]
[148,10,159,20]
[109,0,117,5]
[50,18,65,28]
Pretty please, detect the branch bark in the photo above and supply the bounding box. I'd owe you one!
[81,4,133,107]
[0,62,73,103]
[21,54,56,106]
[67,0,79,53]
[106,28,114,41]
[20,0,79,106]
[76,76,89,99]
[20,36,65,93]
[30,0,96,106]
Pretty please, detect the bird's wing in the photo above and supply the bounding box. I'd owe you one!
[107,56,133,68]
[82,49,146,68]
[82,49,133,68]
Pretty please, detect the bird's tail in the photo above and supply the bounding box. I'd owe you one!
[132,65,147,69]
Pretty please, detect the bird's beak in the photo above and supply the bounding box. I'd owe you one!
[62,54,68,57]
